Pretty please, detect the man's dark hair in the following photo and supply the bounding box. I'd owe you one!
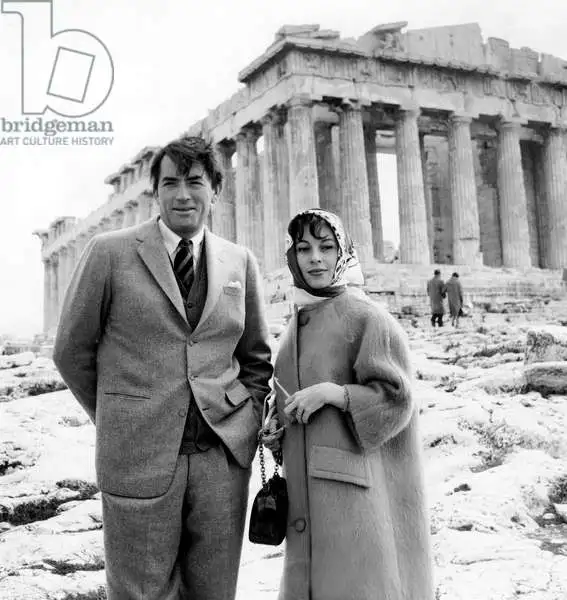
[434,269,441,275]
[452,272,459,278]
[289,213,332,244]
[150,136,223,195]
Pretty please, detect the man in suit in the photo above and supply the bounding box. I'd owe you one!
[53,136,273,600]
[426,269,446,328]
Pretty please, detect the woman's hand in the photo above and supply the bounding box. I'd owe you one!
[284,382,346,424]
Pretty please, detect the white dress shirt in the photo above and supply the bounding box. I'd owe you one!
[157,217,205,268]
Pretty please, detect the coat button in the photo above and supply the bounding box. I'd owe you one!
[293,518,306,532]
[178,408,187,417]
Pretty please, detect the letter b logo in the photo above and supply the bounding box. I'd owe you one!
[3,0,114,117]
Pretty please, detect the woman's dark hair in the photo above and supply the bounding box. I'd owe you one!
[150,136,223,194]
[288,212,334,244]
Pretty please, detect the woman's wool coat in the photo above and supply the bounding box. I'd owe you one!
[273,289,434,600]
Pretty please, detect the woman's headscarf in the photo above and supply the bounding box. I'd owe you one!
[285,209,365,307]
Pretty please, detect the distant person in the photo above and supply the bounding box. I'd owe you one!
[426,269,446,327]
[445,272,464,328]
[54,136,273,600]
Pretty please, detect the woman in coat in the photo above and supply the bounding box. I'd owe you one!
[264,209,434,600]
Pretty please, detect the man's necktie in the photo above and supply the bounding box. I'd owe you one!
[173,239,194,297]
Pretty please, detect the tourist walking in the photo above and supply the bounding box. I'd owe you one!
[445,271,464,327]
[427,268,446,327]
[262,209,434,600]
[54,136,273,600]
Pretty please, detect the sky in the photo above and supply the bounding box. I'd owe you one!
[1,0,566,338]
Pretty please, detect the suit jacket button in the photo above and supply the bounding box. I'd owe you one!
[178,408,187,417]
[293,518,306,532]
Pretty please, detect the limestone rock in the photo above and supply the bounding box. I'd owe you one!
[0,351,35,370]
[525,361,567,395]
[525,325,567,364]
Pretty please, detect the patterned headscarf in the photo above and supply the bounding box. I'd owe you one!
[285,209,364,305]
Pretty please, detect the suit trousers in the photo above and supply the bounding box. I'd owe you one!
[101,445,251,600]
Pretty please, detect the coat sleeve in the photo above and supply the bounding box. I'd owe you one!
[234,249,274,424]
[53,237,111,423]
[343,308,414,451]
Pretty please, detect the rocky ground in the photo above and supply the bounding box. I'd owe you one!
[1,296,567,599]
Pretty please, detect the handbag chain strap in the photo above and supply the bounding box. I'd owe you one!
[258,441,279,490]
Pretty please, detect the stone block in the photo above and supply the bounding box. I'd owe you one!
[403,23,484,65]
[525,325,567,364]
[485,37,510,71]
[524,361,567,395]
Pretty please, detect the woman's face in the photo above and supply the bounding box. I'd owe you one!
[295,222,339,289]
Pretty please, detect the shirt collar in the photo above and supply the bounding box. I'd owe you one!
[157,217,205,264]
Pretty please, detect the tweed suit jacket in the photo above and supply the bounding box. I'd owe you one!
[53,217,273,499]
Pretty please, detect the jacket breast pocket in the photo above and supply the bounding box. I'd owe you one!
[308,445,371,488]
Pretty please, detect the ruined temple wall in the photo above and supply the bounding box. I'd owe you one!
[474,139,502,267]
[426,137,452,264]
[521,141,543,268]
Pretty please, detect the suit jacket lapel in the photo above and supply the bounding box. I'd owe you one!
[136,219,188,325]
[193,229,227,334]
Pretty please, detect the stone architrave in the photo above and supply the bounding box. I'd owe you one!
[235,127,264,265]
[497,120,532,268]
[542,127,567,269]
[215,142,236,243]
[449,114,482,265]
[395,108,430,264]
[364,125,384,261]
[335,101,373,266]
[286,96,319,215]
[262,111,289,271]
[315,122,339,216]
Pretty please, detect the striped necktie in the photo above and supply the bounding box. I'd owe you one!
[173,239,194,297]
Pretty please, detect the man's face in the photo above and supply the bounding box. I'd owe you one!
[156,156,215,238]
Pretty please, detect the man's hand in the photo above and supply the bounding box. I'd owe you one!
[284,382,346,424]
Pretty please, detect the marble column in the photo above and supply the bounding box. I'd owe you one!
[137,193,153,223]
[43,258,52,335]
[315,122,339,215]
[364,125,384,261]
[111,209,124,230]
[335,102,373,266]
[262,111,288,271]
[215,142,236,242]
[57,248,67,320]
[395,108,430,264]
[449,115,482,265]
[123,202,137,228]
[542,126,567,269]
[99,217,112,234]
[50,253,59,334]
[235,126,264,264]
[497,120,531,268]
[76,233,87,260]
[66,241,77,286]
[286,96,319,214]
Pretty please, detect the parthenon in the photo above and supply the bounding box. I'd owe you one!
[36,22,567,336]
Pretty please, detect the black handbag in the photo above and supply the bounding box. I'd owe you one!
[248,438,288,545]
